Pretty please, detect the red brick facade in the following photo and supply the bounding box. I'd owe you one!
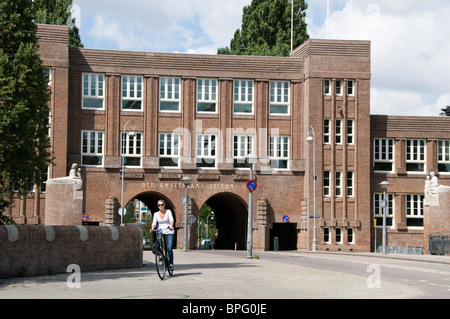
[6,25,450,253]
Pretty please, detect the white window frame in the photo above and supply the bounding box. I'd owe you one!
[406,194,424,228]
[81,130,104,167]
[324,227,331,244]
[438,140,450,173]
[269,135,289,170]
[196,134,217,169]
[121,132,142,167]
[335,80,343,96]
[347,228,355,245]
[269,81,290,115]
[159,133,180,168]
[323,171,330,196]
[335,119,342,145]
[335,227,343,244]
[121,75,143,111]
[347,80,355,96]
[233,135,254,169]
[374,138,395,173]
[406,139,426,172]
[335,171,343,197]
[347,119,354,145]
[323,79,331,96]
[197,78,218,113]
[374,193,395,228]
[346,171,354,197]
[233,80,254,114]
[323,119,331,144]
[160,77,181,112]
[82,73,105,110]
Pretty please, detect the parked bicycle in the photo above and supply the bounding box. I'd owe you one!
[151,227,174,280]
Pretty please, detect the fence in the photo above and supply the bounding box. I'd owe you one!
[429,236,450,256]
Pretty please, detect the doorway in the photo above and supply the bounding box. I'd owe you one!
[270,223,298,250]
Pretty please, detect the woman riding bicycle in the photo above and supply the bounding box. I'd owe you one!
[151,200,175,270]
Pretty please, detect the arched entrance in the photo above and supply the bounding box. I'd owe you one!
[204,193,248,250]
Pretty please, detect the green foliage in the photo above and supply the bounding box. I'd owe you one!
[218,0,309,57]
[197,203,216,243]
[440,106,450,116]
[0,0,53,223]
[123,201,137,224]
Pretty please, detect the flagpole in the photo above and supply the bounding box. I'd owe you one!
[326,0,330,38]
[291,0,294,52]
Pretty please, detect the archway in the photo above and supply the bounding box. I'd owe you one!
[204,193,248,250]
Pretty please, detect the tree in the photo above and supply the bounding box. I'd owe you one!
[440,106,450,116]
[0,0,53,224]
[218,0,309,57]
[34,0,83,48]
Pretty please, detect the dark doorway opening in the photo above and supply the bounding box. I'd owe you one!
[270,223,298,251]
[205,193,247,250]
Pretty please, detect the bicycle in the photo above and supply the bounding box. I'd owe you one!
[151,227,174,280]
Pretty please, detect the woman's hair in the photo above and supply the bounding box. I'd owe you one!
[157,199,166,206]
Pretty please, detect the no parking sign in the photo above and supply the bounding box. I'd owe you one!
[82,214,89,222]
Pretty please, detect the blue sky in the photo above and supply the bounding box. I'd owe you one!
[71,0,450,116]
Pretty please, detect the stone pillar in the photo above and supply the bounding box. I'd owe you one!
[105,197,120,226]
[255,198,270,251]
[45,164,83,226]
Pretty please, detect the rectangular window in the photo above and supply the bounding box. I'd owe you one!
[347,80,355,96]
[335,171,342,197]
[347,171,354,197]
[335,80,343,96]
[323,119,331,144]
[374,138,394,172]
[82,73,104,109]
[323,171,330,196]
[121,132,142,167]
[160,77,181,112]
[81,131,104,166]
[406,194,424,228]
[324,228,330,244]
[347,228,355,244]
[159,133,180,168]
[234,80,254,114]
[269,135,289,170]
[122,75,143,111]
[438,140,450,173]
[323,79,331,96]
[347,119,354,145]
[269,81,290,115]
[374,193,394,228]
[335,119,342,144]
[197,79,218,113]
[406,139,426,172]
[196,134,217,169]
[233,135,254,169]
[336,228,343,244]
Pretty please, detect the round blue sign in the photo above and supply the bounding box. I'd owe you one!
[82,214,89,222]
[283,215,289,223]
[247,180,257,191]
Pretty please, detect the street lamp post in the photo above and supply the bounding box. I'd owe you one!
[181,176,192,252]
[379,181,390,254]
[307,126,317,251]
[120,120,136,226]
[206,211,214,240]
[246,153,258,259]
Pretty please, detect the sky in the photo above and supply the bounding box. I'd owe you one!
[71,0,450,117]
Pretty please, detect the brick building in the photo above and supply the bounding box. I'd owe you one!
[6,25,450,252]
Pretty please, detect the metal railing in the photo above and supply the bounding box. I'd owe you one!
[429,236,450,256]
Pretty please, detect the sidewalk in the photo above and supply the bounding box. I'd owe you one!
[0,249,438,299]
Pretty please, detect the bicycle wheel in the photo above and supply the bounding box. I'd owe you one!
[155,249,166,280]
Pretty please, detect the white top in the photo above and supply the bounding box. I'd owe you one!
[152,209,175,235]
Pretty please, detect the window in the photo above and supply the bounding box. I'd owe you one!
[82,73,104,109]
[197,79,217,113]
[234,80,254,114]
[347,120,354,145]
[406,194,424,228]
[335,119,342,144]
[323,171,330,196]
[121,132,142,167]
[122,75,143,111]
[336,228,343,244]
[374,193,394,228]
[269,136,289,170]
[159,133,180,168]
[347,80,355,96]
[406,139,426,172]
[269,81,290,115]
[233,135,254,169]
[374,138,394,172]
[323,119,331,144]
[160,77,181,112]
[324,228,330,244]
[347,228,355,244]
[335,171,342,197]
[438,140,450,173]
[335,80,343,96]
[44,67,52,86]
[323,79,331,96]
[81,131,104,166]
[196,134,217,168]
[347,171,354,197]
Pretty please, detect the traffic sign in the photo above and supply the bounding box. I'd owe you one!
[282,215,290,223]
[247,180,257,192]
[82,214,89,222]
[309,215,320,219]
[118,207,126,216]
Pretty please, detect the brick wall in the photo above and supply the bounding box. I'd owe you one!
[0,225,143,279]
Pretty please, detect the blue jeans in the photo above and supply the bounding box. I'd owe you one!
[162,233,174,266]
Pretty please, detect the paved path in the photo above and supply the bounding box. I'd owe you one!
[2,250,446,299]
